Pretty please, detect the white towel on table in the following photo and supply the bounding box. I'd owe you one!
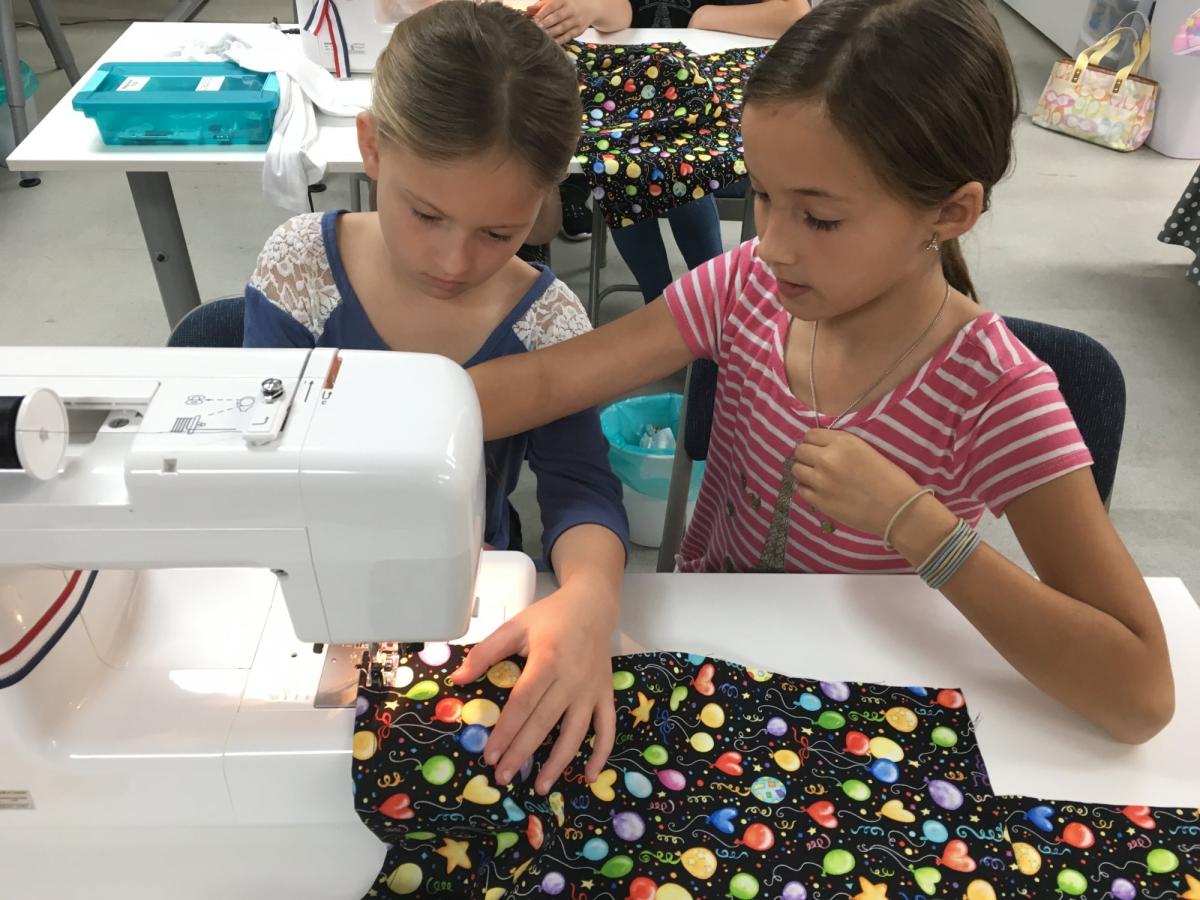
[169,30,366,212]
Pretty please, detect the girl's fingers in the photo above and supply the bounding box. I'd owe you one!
[534,2,564,25]
[484,659,552,776]
[584,694,616,782]
[542,11,572,32]
[535,702,592,795]
[494,688,567,788]
[449,620,522,686]
[793,442,822,467]
[802,427,837,446]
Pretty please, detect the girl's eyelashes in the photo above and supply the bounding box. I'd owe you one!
[753,188,841,232]
[412,209,514,243]
[804,213,841,232]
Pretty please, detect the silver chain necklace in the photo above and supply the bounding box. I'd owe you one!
[808,280,951,431]
[803,280,951,534]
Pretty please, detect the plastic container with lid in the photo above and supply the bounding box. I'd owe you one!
[0,60,39,161]
[72,61,279,146]
[601,393,705,548]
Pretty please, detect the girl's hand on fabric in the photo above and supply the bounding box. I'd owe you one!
[791,428,919,537]
[527,0,594,43]
[448,584,618,795]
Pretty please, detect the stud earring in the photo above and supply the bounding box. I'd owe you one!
[926,234,941,252]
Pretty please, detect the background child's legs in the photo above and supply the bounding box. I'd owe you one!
[611,194,723,303]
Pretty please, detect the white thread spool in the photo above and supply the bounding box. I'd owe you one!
[0,389,69,481]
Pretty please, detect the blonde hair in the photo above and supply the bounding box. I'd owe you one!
[372,1,583,188]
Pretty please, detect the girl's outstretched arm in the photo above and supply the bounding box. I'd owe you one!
[471,297,696,440]
[793,431,1174,745]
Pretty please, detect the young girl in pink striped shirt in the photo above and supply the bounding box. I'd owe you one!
[467,0,1174,744]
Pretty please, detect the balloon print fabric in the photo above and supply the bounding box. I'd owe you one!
[992,798,1200,899]
[355,647,1020,899]
[566,41,768,229]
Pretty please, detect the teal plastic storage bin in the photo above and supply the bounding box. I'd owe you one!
[601,393,705,547]
[0,60,39,160]
[0,59,38,105]
[72,61,279,146]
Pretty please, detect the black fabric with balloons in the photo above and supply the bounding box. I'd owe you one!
[566,41,766,229]
[351,647,1193,899]
[991,797,1200,899]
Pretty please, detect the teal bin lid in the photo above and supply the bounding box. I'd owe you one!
[72,61,280,113]
[0,61,38,104]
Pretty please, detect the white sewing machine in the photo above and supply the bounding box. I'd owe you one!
[295,0,397,75]
[293,0,537,75]
[0,347,535,852]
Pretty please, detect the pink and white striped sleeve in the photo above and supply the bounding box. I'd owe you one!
[662,242,754,362]
[961,362,1095,515]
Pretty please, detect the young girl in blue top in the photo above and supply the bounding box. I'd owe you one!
[244,1,629,794]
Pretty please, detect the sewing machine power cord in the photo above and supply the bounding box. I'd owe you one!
[0,571,98,690]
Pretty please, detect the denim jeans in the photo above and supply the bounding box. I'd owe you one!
[609,194,724,303]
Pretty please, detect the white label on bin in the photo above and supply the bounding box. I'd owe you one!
[0,791,34,811]
[116,75,149,92]
[196,76,225,92]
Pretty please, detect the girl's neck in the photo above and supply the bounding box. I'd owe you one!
[815,263,952,358]
[786,261,982,418]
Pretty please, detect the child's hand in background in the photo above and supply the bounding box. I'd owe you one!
[526,0,600,43]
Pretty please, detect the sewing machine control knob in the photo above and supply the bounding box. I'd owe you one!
[260,378,285,402]
[240,378,296,445]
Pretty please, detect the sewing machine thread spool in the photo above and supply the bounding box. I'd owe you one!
[0,389,69,481]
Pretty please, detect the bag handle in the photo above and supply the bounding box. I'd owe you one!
[1115,10,1153,79]
[1115,9,1151,37]
[1072,25,1151,94]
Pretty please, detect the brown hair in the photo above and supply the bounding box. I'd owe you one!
[746,0,1019,300]
[372,0,582,188]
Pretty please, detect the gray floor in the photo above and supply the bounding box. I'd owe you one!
[3,1,1198,595]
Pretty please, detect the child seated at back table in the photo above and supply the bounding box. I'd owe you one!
[537,0,808,303]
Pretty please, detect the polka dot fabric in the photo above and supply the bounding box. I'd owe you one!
[1159,166,1200,288]
[566,41,767,229]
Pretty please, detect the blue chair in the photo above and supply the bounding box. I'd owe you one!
[167,296,245,347]
[655,318,1126,571]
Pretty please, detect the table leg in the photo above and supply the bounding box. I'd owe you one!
[29,0,80,84]
[164,0,211,22]
[127,172,202,328]
[587,204,604,323]
[0,0,38,186]
[739,188,756,243]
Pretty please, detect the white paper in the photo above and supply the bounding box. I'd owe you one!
[116,75,150,92]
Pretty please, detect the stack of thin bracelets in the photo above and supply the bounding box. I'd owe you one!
[884,486,982,590]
